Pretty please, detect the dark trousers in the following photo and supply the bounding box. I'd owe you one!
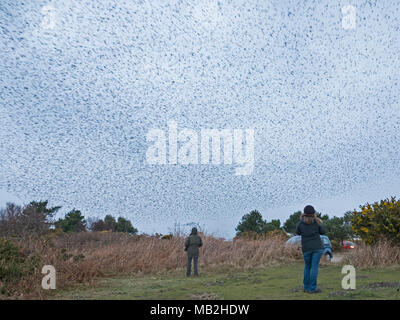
[186,255,198,276]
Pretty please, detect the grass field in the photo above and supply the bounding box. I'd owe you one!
[2,231,399,299]
[51,263,400,300]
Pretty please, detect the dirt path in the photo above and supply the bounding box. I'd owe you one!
[331,253,344,263]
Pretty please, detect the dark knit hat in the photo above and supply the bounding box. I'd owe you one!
[303,205,315,215]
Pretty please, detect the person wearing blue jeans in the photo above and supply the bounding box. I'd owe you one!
[302,249,324,292]
[296,205,326,293]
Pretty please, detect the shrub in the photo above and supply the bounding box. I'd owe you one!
[351,197,400,244]
[264,219,281,233]
[0,238,41,295]
[104,215,117,231]
[161,234,173,240]
[329,239,342,251]
[265,229,289,240]
[116,217,137,234]
[90,219,109,232]
[234,231,258,240]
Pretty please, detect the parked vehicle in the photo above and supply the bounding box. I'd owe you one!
[343,240,356,250]
[285,235,333,261]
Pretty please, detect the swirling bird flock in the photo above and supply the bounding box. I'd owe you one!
[1,0,399,236]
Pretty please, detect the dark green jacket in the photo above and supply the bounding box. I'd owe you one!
[184,234,203,257]
[295,220,326,253]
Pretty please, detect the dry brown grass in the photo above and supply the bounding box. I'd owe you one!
[342,239,400,268]
[2,232,301,299]
[3,232,400,299]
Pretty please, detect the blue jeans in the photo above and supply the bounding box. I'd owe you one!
[187,255,198,276]
[303,249,323,292]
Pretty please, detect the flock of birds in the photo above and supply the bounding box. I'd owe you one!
[0,1,399,232]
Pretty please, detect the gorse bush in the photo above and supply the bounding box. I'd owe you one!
[0,238,41,296]
[265,229,290,240]
[351,197,400,244]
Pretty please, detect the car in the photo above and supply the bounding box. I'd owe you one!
[343,240,356,250]
[285,235,333,261]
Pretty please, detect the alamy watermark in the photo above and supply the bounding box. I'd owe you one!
[342,5,356,30]
[41,5,56,29]
[146,121,254,175]
[341,265,356,290]
[41,265,56,289]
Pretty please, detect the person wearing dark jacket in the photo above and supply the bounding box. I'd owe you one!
[184,227,203,277]
[296,205,326,293]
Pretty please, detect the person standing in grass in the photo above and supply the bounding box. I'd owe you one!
[184,227,203,277]
[296,205,326,293]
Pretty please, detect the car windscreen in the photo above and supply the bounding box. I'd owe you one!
[321,237,330,245]
[286,237,301,245]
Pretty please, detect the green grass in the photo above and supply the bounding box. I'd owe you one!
[51,263,400,300]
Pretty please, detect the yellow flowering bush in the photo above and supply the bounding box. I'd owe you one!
[265,229,290,240]
[351,197,400,244]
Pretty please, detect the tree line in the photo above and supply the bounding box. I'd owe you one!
[1,196,399,245]
[0,201,137,237]
[235,197,400,247]
[234,209,354,248]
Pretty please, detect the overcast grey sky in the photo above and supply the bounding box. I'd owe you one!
[1,0,399,238]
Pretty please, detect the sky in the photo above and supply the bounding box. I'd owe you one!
[1,0,399,238]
